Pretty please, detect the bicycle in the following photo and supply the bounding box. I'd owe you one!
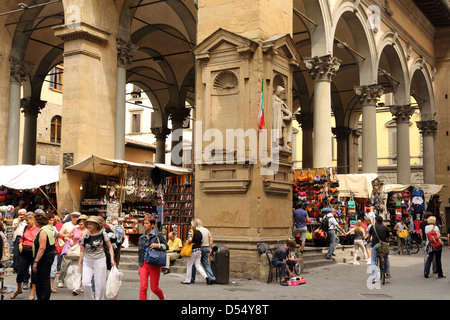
[405,235,420,255]
[376,251,387,285]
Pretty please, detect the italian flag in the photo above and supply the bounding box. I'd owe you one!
[258,78,265,131]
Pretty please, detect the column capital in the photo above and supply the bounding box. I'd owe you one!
[332,126,352,140]
[151,127,171,140]
[417,120,438,136]
[304,55,341,81]
[295,112,313,130]
[390,104,414,123]
[117,38,139,67]
[354,84,384,105]
[9,57,34,83]
[20,97,46,117]
[167,107,191,125]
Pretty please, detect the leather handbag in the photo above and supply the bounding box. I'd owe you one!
[180,242,193,257]
[145,235,166,266]
[66,243,81,260]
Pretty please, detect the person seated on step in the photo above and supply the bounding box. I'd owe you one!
[272,239,301,286]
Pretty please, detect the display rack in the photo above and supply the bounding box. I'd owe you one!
[162,174,193,241]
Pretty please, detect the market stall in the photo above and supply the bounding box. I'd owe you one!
[65,155,193,245]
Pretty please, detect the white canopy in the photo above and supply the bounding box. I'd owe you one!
[336,173,378,198]
[0,165,60,189]
[65,155,192,176]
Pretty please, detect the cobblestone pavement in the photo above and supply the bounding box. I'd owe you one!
[2,247,449,302]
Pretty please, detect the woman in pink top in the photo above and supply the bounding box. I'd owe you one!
[66,214,88,295]
[11,212,39,300]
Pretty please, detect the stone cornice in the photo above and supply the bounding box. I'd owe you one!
[53,22,111,46]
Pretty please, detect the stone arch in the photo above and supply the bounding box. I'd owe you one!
[377,34,410,105]
[410,59,435,120]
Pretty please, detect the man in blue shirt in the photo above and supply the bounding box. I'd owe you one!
[156,197,163,231]
[293,203,309,253]
[272,239,301,286]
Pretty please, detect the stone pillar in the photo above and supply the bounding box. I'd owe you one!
[417,120,438,184]
[151,127,170,164]
[295,112,313,168]
[20,97,46,165]
[53,21,117,210]
[332,126,352,174]
[354,84,384,174]
[390,105,414,184]
[168,107,190,166]
[115,38,139,160]
[7,58,33,165]
[304,55,340,169]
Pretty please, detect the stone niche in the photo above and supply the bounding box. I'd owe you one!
[193,28,300,280]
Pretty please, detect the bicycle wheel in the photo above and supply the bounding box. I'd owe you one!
[409,241,420,254]
[291,251,302,275]
[405,240,412,255]
[377,255,385,285]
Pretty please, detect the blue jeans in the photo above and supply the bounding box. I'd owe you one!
[424,248,443,276]
[371,243,391,280]
[326,230,339,258]
[191,247,216,282]
[272,260,296,278]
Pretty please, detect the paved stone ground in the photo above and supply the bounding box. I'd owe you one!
[2,246,449,302]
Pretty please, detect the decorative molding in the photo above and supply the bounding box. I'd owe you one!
[199,179,251,194]
[303,55,341,81]
[213,70,239,89]
[64,49,101,60]
[53,22,110,46]
[263,180,292,196]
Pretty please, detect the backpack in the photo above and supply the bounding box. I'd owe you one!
[427,227,443,251]
[257,242,271,254]
[320,215,330,233]
[114,224,124,245]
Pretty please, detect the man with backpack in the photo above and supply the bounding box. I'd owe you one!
[324,209,345,260]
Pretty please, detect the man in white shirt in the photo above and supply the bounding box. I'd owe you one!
[191,219,216,284]
[57,211,81,288]
[325,209,346,260]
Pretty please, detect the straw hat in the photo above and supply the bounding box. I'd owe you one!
[85,216,105,228]
[76,214,88,224]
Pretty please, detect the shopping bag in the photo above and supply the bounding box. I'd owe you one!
[106,266,123,299]
[72,267,82,292]
[180,243,193,257]
[61,240,70,256]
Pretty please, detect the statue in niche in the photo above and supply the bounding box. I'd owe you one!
[272,86,292,152]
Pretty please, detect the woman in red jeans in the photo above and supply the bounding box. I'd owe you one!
[138,216,167,300]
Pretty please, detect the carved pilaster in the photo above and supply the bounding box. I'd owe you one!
[303,55,341,81]
[117,38,139,67]
[20,97,47,117]
[417,120,438,136]
[354,84,384,105]
[390,105,414,124]
[9,57,33,83]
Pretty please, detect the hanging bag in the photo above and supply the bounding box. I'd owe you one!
[373,223,390,255]
[145,234,167,266]
[180,242,193,257]
[426,227,443,251]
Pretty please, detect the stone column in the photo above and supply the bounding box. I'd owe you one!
[295,112,313,168]
[151,127,170,164]
[332,126,352,174]
[390,105,414,184]
[417,120,438,184]
[20,97,46,165]
[304,55,340,169]
[354,84,384,174]
[168,107,190,166]
[115,38,139,160]
[7,58,33,165]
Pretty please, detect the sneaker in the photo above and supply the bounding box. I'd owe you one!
[386,274,391,279]
[353,262,360,265]
[57,281,64,288]
[280,280,288,286]
[366,260,371,265]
